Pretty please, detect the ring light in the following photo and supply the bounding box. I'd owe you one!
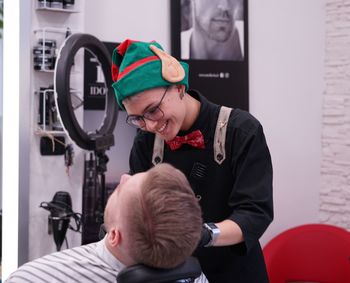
[54,33,118,151]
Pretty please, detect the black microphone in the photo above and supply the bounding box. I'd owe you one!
[40,191,73,251]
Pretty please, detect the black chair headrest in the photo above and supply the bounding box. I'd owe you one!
[116,256,202,283]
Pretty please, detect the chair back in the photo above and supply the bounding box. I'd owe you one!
[263,224,350,283]
[116,256,202,283]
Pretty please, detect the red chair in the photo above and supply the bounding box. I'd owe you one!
[263,224,350,283]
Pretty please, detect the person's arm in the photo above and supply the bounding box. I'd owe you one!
[214,219,243,246]
[199,114,273,252]
[226,120,273,252]
[198,219,243,248]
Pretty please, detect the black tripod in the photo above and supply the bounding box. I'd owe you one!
[81,135,114,244]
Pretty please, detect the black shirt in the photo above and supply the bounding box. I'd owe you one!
[129,90,273,283]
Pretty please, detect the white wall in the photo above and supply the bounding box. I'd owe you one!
[84,0,325,246]
[85,0,171,50]
[320,0,350,230]
[84,0,171,183]
[26,0,86,261]
[249,0,325,244]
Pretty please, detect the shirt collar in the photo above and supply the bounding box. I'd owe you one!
[96,238,126,272]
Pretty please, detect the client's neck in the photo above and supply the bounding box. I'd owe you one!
[105,238,137,267]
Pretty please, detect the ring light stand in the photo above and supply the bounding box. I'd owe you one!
[54,33,118,244]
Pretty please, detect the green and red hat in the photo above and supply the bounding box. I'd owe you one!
[111,39,189,109]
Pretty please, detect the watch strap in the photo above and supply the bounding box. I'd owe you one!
[203,222,220,247]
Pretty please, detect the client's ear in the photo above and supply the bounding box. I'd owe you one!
[107,227,121,247]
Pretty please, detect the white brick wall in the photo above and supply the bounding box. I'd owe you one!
[321,0,350,230]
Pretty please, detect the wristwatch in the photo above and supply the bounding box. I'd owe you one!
[203,222,220,247]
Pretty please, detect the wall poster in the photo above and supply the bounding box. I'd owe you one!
[171,0,249,110]
[84,42,117,110]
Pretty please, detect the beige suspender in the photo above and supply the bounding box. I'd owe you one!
[152,106,232,166]
[213,106,232,164]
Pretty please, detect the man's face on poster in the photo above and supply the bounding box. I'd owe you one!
[193,0,237,42]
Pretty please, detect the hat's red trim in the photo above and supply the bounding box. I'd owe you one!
[117,39,139,56]
[117,56,159,80]
[112,63,119,82]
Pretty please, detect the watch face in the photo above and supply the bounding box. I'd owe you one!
[207,223,218,230]
[204,223,220,247]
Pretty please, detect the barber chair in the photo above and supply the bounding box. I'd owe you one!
[116,256,202,283]
[263,224,350,283]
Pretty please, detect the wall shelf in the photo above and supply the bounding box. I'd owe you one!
[36,7,79,13]
[33,27,72,72]
[36,0,79,13]
[35,129,66,137]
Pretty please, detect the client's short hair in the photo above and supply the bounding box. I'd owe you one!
[125,163,202,268]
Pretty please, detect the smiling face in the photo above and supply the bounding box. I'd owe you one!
[193,0,237,42]
[123,86,187,141]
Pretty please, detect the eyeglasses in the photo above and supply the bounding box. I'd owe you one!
[126,87,169,128]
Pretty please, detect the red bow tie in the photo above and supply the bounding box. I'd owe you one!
[165,130,205,151]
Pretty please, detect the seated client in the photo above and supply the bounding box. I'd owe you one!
[6,163,208,283]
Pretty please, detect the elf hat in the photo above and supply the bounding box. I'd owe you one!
[111,39,189,109]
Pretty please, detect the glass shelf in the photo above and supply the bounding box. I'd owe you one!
[35,68,55,73]
[36,0,79,13]
[35,129,66,136]
[36,7,80,13]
